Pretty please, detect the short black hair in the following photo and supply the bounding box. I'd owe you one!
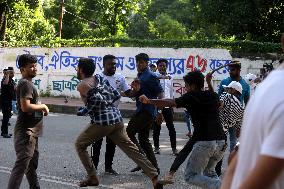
[156,59,168,67]
[135,53,149,62]
[78,58,95,77]
[103,54,116,66]
[229,60,241,69]
[183,71,205,89]
[149,64,156,68]
[18,54,37,68]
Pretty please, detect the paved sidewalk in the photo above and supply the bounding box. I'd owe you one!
[41,97,185,121]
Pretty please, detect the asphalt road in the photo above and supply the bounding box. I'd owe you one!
[0,113,201,189]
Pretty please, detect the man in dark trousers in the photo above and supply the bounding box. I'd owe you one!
[126,53,164,173]
[1,66,16,138]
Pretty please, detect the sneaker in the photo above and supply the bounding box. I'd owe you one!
[172,149,179,156]
[154,148,160,154]
[105,168,118,175]
[158,173,174,185]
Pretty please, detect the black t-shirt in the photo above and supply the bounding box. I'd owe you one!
[1,78,16,102]
[175,90,226,141]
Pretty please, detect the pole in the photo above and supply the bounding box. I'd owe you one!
[59,0,64,38]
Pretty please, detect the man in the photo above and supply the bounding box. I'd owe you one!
[91,54,138,175]
[140,71,227,189]
[150,64,157,72]
[74,57,161,188]
[218,61,250,152]
[1,66,16,138]
[221,33,284,189]
[7,54,49,189]
[126,53,164,173]
[152,59,177,155]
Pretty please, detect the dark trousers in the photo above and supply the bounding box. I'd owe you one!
[126,111,159,171]
[8,132,40,189]
[170,138,194,172]
[91,136,116,169]
[1,101,12,135]
[153,107,177,150]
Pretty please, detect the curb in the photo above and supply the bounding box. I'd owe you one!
[46,104,186,122]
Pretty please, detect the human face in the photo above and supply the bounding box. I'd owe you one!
[136,59,148,73]
[21,63,37,79]
[157,62,167,75]
[76,66,82,80]
[229,67,240,79]
[104,58,116,76]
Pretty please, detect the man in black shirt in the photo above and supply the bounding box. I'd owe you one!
[140,71,227,189]
[1,67,16,138]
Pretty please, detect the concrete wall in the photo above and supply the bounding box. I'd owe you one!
[0,47,278,101]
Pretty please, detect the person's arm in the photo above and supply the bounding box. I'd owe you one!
[244,85,250,105]
[221,154,238,189]
[77,82,92,105]
[206,73,214,93]
[238,155,284,189]
[20,98,49,115]
[139,95,176,108]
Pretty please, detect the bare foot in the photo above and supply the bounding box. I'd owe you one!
[78,175,99,187]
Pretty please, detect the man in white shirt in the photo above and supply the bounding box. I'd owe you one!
[221,34,284,189]
[91,54,138,175]
[152,59,178,155]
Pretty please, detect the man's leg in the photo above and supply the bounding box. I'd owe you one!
[152,121,161,154]
[91,138,104,169]
[228,127,237,152]
[184,141,221,189]
[162,108,177,153]
[1,101,11,137]
[75,123,113,184]
[26,137,40,189]
[7,133,38,189]
[126,113,144,153]
[104,137,117,173]
[108,123,158,180]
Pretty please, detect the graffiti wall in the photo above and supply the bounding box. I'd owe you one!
[0,47,267,100]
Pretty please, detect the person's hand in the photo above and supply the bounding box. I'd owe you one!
[42,104,49,116]
[120,91,126,97]
[156,112,163,125]
[139,95,150,104]
[166,75,172,80]
[131,79,141,91]
[206,72,213,83]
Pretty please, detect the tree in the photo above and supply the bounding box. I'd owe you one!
[152,13,188,40]
[127,13,154,39]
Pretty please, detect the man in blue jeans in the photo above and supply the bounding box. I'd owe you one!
[140,71,227,189]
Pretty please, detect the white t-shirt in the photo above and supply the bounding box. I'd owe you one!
[98,72,130,107]
[231,70,284,189]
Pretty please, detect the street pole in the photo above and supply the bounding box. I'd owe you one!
[59,0,64,38]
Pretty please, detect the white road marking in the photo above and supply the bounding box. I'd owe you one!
[0,166,125,189]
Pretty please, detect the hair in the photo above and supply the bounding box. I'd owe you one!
[183,71,205,89]
[149,64,156,68]
[156,59,168,67]
[103,54,116,66]
[18,54,37,68]
[78,58,96,76]
[135,53,149,62]
[229,60,241,69]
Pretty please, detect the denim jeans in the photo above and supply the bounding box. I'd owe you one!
[184,140,226,189]
[228,127,237,152]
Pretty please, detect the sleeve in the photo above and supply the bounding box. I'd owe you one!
[120,76,130,92]
[149,74,164,95]
[218,80,225,97]
[175,93,191,108]
[19,81,33,99]
[261,109,284,159]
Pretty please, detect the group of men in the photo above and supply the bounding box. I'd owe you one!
[4,34,284,189]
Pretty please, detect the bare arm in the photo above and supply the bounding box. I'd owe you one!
[77,83,91,105]
[20,98,49,115]
[221,153,238,189]
[239,155,284,189]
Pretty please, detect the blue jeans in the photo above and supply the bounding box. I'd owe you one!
[228,127,237,152]
[12,100,18,114]
[184,111,192,133]
[184,140,226,189]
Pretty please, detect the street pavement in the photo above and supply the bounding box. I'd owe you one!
[0,113,202,189]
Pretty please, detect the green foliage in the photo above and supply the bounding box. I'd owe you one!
[152,13,188,40]
[127,14,155,39]
[1,37,281,54]
[5,1,55,45]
